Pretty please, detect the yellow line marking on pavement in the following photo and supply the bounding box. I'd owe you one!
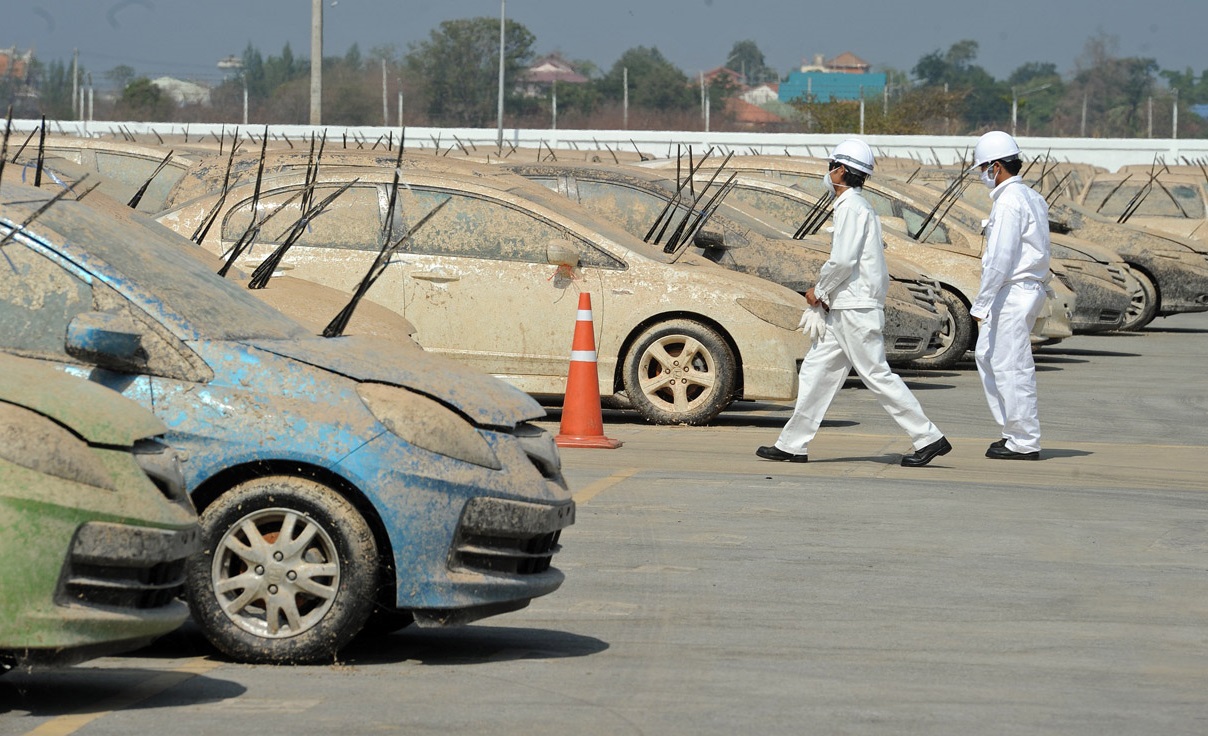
[23,658,223,736]
[573,467,639,504]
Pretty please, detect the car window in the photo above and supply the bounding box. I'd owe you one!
[391,188,624,269]
[0,243,92,358]
[572,180,687,244]
[95,151,188,210]
[1085,181,1206,218]
[728,186,808,234]
[898,203,951,244]
[223,184,387,250]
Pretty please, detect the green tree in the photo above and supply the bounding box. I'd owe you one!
[1058,34,1158,137]
[1160,67,1208,105]
[105,64,136,93]
[726,40,776,84]
[115,77,173,121]
[598,47,694,112]
[912,40,1007,131]
[1006,62,1063,135]
[405,17,535,127]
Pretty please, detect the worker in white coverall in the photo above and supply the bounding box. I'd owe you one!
[756,139,952,467]
[969,131,1051,460]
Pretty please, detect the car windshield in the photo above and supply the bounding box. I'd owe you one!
[1084,180,1206,219]
[7,194,309,341]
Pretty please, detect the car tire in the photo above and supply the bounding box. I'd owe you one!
[908,287,974,370]
[186,476,378,664]
[622,319,736,425]
[1120,268,1158,331]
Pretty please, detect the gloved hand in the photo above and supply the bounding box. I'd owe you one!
[797,304,827,344]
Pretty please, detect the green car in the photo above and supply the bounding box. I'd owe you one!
[0,354,200,672]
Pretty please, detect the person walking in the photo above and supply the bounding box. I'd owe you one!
[756,139,951,467]
[968,131,1051,461]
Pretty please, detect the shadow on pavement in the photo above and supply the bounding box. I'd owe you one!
[341,625,609,666]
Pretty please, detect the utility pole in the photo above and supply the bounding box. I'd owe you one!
[72,49,78,119]
[551,79,557,130]
[310,0,322,125]
[382,59,388,125]
[623,67,629,130]
[1080,93,1087,137]
[1173,87,1179,140]
[496,0,506,150]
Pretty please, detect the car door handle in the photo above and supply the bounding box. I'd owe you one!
[411,272,460,283]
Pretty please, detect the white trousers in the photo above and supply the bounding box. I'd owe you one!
[975,281,1046,453]
[775,307,944,455]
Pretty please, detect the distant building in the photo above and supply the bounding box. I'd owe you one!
[151,77,211,107]
[0,46,33,81]
[741,82,780,106]
[724,97,787,130]
[779,51,885,103]
[518,54,589,98]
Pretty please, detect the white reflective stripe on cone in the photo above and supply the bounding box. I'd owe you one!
[570,350,597,362]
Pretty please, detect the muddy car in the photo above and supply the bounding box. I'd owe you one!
[0,353,198,673]
[496,161,944,365]
[913,169,1208,330]
[156,166,812,427]
[0,182,573,665]
[8,135,197,213]
[1075,171,1208,242]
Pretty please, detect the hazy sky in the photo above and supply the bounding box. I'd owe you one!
[13,0,1208,89]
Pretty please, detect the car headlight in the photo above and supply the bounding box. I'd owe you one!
[736,297,802,331]
[356,383,501,470]
[0,401,114,490]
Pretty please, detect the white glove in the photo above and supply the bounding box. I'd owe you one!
[797,304,827,344]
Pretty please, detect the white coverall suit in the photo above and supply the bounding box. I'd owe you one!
[774,187,944,455]
[971,175,1051,454]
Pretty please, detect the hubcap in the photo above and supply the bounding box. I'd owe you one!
[637,335,717,413]
[211,507,340,639]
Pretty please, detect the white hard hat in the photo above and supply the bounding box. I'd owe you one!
[971,130,1022,168]
[829,139,875,175]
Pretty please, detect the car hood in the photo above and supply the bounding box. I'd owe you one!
[0,354,165,445]
[243,335,545,428]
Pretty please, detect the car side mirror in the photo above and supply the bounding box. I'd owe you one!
[66,311,150,373]
[546,239,580,268]
[693,229,727,250]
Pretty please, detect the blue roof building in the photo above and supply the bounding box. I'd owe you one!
[779,70,886,103]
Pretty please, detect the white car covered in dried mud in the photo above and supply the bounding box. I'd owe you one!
[157,167,811,426]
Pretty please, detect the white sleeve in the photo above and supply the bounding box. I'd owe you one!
[970,201,1023,319]
[813,203,866,305]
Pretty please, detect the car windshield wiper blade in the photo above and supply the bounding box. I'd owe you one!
[323,197,450,338]
[127,150,175,209]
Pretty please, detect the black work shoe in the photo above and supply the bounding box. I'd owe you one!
[900,436,952,467]
[985,444,1040,460]
[990,438,1008,449]
[756,445,809,463]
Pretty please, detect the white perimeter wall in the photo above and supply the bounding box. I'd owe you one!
[14,118,1208,173]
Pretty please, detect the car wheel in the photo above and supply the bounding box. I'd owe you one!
[1120,268,1158,331]
[186,476,378,664]
[623,319,736,425]
[908,288,974,370]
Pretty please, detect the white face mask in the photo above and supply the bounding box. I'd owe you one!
[980,164,997,190]
[824,167,838,196]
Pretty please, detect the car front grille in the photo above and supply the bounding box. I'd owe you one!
[903,278,941,313]
[451,497,575,576]
[58,522,199,610]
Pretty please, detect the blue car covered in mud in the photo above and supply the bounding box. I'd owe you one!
[0,183,574,664]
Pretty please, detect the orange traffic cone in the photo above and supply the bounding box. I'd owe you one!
[555,292,622,449]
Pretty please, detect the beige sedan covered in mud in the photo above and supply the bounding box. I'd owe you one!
[157,167,811,425]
